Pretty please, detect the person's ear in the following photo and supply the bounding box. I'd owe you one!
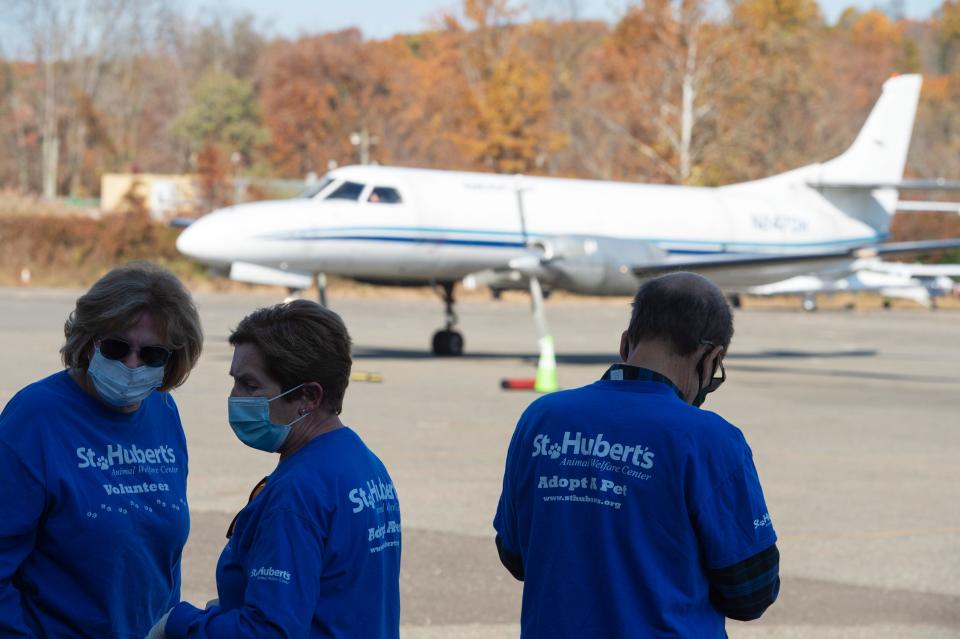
[619,331,630,362]
[299,382,324,414]
[704,345,724,377]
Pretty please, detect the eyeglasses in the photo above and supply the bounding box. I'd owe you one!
[698,339,727,393]
[98,337,172,368]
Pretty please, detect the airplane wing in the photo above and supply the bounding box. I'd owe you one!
[896,201,960,214]
[808,179,960,190]
[229,262,313,289]
[859,259,960,278]
[631,239,960,277]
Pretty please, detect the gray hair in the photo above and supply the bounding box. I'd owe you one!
[626,272,734,356]
[61,261,204,391]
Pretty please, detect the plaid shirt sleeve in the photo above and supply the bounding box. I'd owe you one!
[706,543,780,621]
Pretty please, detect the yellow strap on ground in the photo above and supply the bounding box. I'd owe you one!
[351,371,384,383]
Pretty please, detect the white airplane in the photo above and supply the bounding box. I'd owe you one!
[176,74,960,355]
[747,258,960,310]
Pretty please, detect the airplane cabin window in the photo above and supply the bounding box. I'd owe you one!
[299,177,333,199]
[368,187,402,204]
[325,181,365,201]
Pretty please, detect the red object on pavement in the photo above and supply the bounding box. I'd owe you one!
[501,378,536,390]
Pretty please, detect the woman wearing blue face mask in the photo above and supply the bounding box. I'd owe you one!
[0,261,203,638]
[150,300,401,639]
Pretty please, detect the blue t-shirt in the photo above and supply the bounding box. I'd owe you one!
[166,426,401,639]
[494,374,776,639]
[0,370,190,638]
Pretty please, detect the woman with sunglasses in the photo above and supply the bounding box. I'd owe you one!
[150,300,401,639]
[0,262,203,638]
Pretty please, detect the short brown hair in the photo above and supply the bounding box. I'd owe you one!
[229,300,353,414]
[61,261,204,391]
[626,272,734,356]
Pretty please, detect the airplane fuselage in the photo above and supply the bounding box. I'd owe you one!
[178,165,885,293]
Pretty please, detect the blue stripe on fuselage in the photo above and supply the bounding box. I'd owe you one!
[255,227,887,253]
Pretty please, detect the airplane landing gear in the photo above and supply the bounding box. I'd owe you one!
[432,282,464,356]
[315,272,328,307]
[432,329,464,356]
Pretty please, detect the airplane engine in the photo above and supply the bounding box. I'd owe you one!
[466,237,671,297]
[537,237,669,296]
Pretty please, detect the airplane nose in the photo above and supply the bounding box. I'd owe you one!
[176,214,230,267]
[175,222,202,259]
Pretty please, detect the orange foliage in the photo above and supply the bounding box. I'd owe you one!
[0,0,958,214]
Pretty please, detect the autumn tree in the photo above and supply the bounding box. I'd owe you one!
[0,0,958,214]
[810,10,907,164]
[935,0,960,72]
[12,0,175,196]
[523,18,606,178]
[712,0,826,182]
[444,0,563,174]
[259,29,400,176]
[372,31,473,170]
[579,0,732,184]
[173,70,267,162]
[908,75,960,179]
[0,60,33,191]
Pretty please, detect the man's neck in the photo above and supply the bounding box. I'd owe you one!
[623,342,694,402]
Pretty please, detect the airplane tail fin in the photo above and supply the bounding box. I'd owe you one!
[810,75,922,234]
[818,74,922,187]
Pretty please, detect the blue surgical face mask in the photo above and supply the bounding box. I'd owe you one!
[227,384,310,452]
[87,347,165,408]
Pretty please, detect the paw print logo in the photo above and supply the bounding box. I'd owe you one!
[548,443,562,459]
[97,456,109,470]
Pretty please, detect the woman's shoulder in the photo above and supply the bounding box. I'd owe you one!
[1,371,79,421]
[0,371,76,452]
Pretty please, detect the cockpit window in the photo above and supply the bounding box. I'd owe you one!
[368,187,402,204]
[299,177,333,199]
[325,181,365,201]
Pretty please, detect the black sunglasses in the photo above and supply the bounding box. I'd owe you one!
[99,337,172,368]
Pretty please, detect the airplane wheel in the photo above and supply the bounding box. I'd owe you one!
[801,297,817,312]
[432,330,464,356]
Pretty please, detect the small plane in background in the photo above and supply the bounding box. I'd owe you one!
[176,74,960,355]
[746,258,960,311]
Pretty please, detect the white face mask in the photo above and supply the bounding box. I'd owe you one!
[87,347,164,407]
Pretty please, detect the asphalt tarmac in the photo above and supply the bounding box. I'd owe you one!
[1,287,958,638]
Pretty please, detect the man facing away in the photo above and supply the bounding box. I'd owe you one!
[494,272,779,638]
